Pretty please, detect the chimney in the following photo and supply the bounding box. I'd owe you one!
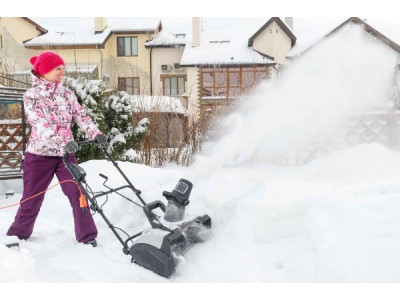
[192,17,201,47]
[284,17,293,30]
[95,17,107,34]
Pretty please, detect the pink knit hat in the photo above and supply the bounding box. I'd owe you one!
[29,51,65,76]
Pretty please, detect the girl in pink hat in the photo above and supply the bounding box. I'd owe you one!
[7,51,106,247]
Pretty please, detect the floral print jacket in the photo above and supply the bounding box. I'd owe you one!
[24,73,102,157]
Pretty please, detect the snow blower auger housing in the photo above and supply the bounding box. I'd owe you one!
[63,139,211,278]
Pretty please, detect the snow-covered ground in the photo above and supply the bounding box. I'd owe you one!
[2,143,400,282]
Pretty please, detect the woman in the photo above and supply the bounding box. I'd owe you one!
[7,51,106,247]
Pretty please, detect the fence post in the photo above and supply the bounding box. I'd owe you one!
[387,102,398,149]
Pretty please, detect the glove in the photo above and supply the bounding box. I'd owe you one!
[94,134,107,145]
[66,141,80,153]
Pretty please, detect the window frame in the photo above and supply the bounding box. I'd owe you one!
[162,75,186,96]
[200,66,270,98]
[117,36,139,57]
[118,77,140,95]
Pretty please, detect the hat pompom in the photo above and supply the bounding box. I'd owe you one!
[29,56,38,65]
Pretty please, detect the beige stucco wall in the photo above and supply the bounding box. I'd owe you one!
[186,66,200,124]
[0,25,37,75]
[49,48,102,72]
[150,47,185,96]
[0,18,41,45]
[102,33,153,94]
[252,21,292,66]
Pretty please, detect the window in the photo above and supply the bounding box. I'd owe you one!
[117,37,138,57]
[163,76,185,96]
[201,66,270,98]
[118,77,140,95]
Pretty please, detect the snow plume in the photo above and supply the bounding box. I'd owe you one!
[190,23,398,177]
[170,24,400,282]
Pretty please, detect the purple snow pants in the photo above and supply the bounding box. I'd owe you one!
[7,152,97,243]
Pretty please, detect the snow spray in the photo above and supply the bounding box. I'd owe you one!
[188,23,398,179]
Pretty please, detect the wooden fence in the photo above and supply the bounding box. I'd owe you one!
[0,86,29,179]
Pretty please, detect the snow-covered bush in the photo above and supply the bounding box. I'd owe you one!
[104,91,149,162]
[64,76,108,162]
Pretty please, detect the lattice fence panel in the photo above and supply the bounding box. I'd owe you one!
[297,111,400,164]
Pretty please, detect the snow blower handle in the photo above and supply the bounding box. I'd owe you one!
[66,141,81,154]
[65,136,106,154]
[143,201,171,231]
[94,134,107,145]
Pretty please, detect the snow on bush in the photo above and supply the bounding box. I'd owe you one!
[64,76,107,162]
[104,91,149,162]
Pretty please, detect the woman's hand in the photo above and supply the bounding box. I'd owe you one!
[94,134,107,145]
[66,141,80,153]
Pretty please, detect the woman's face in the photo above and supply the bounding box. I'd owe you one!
[43,65,65,83]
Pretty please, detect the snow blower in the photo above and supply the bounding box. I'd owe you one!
[63,139,211,278]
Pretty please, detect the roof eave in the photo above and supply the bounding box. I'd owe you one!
[179,62,276,68]
[145,44,186,49]
[24,43,105,50]
[21,17,48,34]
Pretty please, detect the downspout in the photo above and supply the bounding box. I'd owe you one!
[147,29,153,95]
[150,47,153,95]
[96,44,103,80]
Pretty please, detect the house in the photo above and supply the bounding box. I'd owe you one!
[287,17,400,59]
[0,17,45,85]
[286,17,400,107]
[0,17,162,93]
[146,17,297,126]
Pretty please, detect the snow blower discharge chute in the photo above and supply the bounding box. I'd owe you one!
[63,140,211,278]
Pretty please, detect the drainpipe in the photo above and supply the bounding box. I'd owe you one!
[96,44,103,80]
[150,47,153,95]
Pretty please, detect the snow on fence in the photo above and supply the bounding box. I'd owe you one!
[295,109,400,164]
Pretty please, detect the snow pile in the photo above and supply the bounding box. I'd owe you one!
[179,143,400,282]
[0,244,38,282]
[3,144,400,281]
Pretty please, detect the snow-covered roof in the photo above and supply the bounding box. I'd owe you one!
[287,17,400,58]
[180,30,275,67]
[145,30,187,48]
[130,95,187,115]
[25,18,161,47]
